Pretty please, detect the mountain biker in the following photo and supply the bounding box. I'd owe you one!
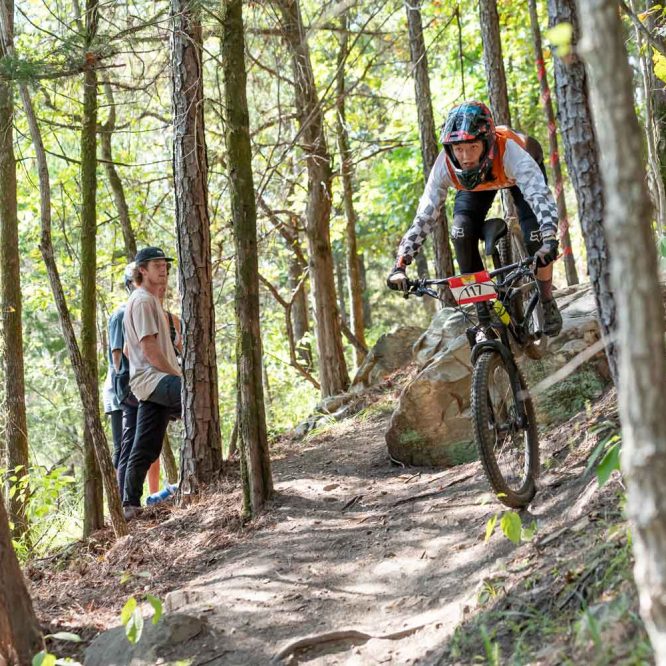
[387,100,562,336]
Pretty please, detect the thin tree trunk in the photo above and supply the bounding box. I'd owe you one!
[0,0,29,540]
[334,246,347,325]
[359,254,372,328]
[277,0,350,397]
[629,0,666,237]
[287,251,312,367]
[223,0,272,516]
[100,79,136,261]
[335,11,367,365]
[161,432,178,485]
[13,56,127,537]
[479,0,518,231]
[81,0,103,537]
[171,0,223,491]
[576,1,666,659]
[548,0,618,383]
[0,487,43,665]
[405,0,454,283]
[527,0,579,286]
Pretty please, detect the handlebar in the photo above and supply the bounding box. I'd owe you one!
[403,256,536,298]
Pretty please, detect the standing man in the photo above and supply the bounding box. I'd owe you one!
[122,247,182,519]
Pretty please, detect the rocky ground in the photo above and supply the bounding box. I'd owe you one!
[29,380,651,665]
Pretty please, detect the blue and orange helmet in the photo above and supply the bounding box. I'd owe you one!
[441,101,496,189]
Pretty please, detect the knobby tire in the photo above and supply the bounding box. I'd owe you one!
[472,350,539,508]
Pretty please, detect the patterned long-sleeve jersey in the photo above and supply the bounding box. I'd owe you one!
[396,130,558,264]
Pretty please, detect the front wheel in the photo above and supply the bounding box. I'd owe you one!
[471,350,539,508]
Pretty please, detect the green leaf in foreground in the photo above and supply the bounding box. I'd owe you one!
[146,594,163,625]
[596,441,621,487]
[485,513,498,543]
[32,652,56,666]
[500,511,522,545]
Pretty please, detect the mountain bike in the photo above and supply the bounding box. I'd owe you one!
[402,220,542,508]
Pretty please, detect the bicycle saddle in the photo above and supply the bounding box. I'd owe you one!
[483,217,508,256]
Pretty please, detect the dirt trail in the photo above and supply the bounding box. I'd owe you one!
[34,389,628,665]
[150,396,616,665]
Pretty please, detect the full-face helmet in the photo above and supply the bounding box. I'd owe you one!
[441,101,496,189]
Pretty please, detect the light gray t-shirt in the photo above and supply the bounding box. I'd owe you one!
[123,287,180,401]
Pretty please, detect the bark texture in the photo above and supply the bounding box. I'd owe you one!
[478,0,518,229]
[80,0,103,537]
[171,0,223,489]
[14,58,127,537]
[547,0,618,383]
[629,0,666,237]
[100,80,137,260]
[405,0,454,282]
[335,12,367,365]
[0,487,43,665]
[527,0,579,286]
[0,0,29,539]
[223,0,273,515]
[277,0,350,397]
[479,0,511,126]
[576,0,666,659]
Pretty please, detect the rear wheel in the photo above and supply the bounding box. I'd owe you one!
[472,350,539,508]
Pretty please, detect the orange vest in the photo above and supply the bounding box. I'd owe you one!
[445,126,527,191]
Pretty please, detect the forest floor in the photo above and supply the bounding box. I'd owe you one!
[28,375,652,665]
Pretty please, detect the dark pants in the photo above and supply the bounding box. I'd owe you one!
[450,164,547,273]
[123,375,181,507]
[109,410,123,469]
[117,396,138,499]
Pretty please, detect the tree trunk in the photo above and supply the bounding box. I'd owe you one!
[334,246,347,325]
[161,432,178,485]
[14,58,127,537]
[479,0,518,230]
[0,0,29,540]
[100,80,137,261]
[629,0,666,237]
[547,0,618,383]
[81,0,103,537]
[479,0,512,126]
[335,11,367,365]
[359,254,372,328]
[287,250,312,367]
[527,0,579,286]
[277,0,350,397]
[223,0,273,516]
[648,10,666,201]
[405,0,454,282]
[575,1,666,659]
[0,487,43,665]
[170,0,223,491]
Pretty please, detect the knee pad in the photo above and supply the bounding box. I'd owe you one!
[451,214,483,273]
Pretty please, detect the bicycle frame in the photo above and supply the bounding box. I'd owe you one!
[404,257,540,427]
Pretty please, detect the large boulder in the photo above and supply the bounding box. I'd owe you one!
[351,325,425,389]
[85,613,216,666]
[385,283,612,467]
[385,331,475,466]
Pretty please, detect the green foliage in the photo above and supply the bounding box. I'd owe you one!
[485,510,536,545]
[121,596,144,645]
[546,22,573,58]
[121,594,163,645]
[3,465,78,560]
[32,632,82,666]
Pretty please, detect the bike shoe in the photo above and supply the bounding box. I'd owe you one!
[542,298,563,337]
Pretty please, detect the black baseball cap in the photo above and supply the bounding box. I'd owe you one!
[134,246,174,264]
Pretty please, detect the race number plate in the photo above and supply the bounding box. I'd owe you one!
[447,270,497,304]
